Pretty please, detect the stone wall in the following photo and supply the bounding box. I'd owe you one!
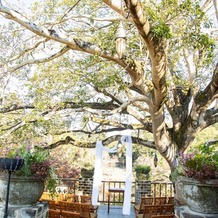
[135,180,151,205]
[78,178,93,195]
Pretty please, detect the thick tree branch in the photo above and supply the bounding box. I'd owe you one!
[0,101,120,113]
[195,63,218,110]
[123,0,150,36]
[43,135,156,150]
[213,0,218,21]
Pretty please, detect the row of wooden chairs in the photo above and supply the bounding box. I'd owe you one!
[151,215,175,218]
[135,204,174,218]
[49,209,80,218]
[41,192,90,203]
[134,196,174,214]
[44,200,97,218]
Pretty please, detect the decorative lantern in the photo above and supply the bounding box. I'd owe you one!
[115,22,126,59]
[154,153,158,167]
[117,143,123,157]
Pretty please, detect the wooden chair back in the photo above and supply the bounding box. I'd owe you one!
[167,197,174,204]
[160,204,174,215]
[142,205,160,218]
[140,197,153,211]
[54,193,66,202]
[76,203,97,218]
[134,197,153,214]
[59,201,75,212]
[48,209,61,218]
[79,195,98,213]
[153,197,167,205]
[151,215,175,218]
[66,194,79,202]
[80,195,91,203]
[142,197,153,205]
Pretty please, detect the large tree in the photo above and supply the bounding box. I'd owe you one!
[0,0,217,175]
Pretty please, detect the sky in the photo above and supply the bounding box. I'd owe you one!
[3,0,35,12]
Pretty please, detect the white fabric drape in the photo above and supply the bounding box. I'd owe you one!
[91,135,132,215]
[122,135,132,215]
[91,141,103,205]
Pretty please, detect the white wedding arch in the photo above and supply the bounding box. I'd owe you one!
[91,135,132,215]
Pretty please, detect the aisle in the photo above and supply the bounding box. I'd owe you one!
[97,205,135,218]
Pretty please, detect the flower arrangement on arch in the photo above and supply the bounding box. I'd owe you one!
[177,142,218,181]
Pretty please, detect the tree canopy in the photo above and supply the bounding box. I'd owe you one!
[0,0,217,172]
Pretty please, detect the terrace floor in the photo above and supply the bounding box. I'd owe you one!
[97,205,135,218]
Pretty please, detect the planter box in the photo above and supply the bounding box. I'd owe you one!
[175,176,218,214]
[80,168,94,178]
[0,174,45,206]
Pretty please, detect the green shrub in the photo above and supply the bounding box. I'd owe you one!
[134,165,151,174]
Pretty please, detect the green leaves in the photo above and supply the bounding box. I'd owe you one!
[179,142,218,180]
[151,22,172,39]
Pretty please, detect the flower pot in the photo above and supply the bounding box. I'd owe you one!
[175,176,218,214]
[136,172,150,180]
[80,168,94,178]
[0,174,45,205]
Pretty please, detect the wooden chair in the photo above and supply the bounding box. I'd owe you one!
[61,211,81,218]
[66,194,79,202]
[151,215,175,218]
[153,197,167,205]
[48,209,61,218]
[134,197,153,214]
[80,195,91,203]
[80,195,98,213]
[136,205,160,218]
[160,204,174,215]
[54,193,66,202]
[59,201,75,212]
[77,203,97,218]
[167,197,174,204]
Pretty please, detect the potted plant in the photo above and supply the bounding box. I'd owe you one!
[174,142,218,214]
[80,163,94,178]
[134,165,151,180]
[0,143,58,205]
